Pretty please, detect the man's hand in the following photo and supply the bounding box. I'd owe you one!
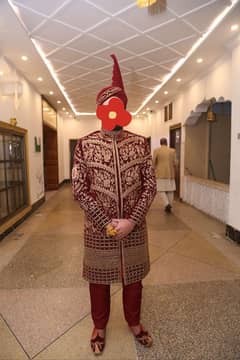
[110,219,135,240]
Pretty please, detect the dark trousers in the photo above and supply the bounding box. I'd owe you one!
[89,281,142,329]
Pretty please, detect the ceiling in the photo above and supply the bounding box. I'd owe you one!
[1,0,240,117]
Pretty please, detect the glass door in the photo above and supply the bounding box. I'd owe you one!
[0,129,28,224]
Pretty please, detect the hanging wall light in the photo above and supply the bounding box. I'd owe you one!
[137,0,157,8]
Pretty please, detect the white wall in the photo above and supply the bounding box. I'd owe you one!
[62,116,99,179]
[0,61,44,204]
[228,40,240,231]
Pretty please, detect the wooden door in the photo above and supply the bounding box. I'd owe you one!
[170,125,181,198]
[43,124,59,190]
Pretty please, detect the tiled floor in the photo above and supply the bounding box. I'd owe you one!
[0,185,240,360]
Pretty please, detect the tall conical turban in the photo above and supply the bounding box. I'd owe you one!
[96,54,128,108]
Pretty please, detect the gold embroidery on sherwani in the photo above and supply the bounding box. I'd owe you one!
[87,162,115,175]
[112,139,120,219]
[91,185,118,201]
[83,139,113,150]
[122,182,142,198]
[72,130,157,285]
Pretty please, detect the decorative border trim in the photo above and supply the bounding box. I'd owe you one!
[226,224,240,245]
[97,87,122,105]
[0,196,45,241]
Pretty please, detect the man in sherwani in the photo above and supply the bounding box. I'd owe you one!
[72,54,157,355]
[153,138,177,213]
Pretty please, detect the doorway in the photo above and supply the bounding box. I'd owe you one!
[169,124,181,198]
[43,124,59,190]
[69,139,78,180]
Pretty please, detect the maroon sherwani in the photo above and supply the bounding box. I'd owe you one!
[72,128,156,327]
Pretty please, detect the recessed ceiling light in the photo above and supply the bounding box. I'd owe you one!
[164,91,168,95]
[143,111,146,114]
[0,71,3,76]
[66,112,69,115]
[231,24,239,31]
[146,107,150,111]
[62,107,66,111]
[196,58,203,63]
[37,77,43,81]
[155,100,159,104]
[57,100,61,104]
[176,78,182,82]
[49,91,54,95]
[21,55,28,61]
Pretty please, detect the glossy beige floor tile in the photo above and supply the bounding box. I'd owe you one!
[144,252,240,285]
[0,287,90,358]
[148,230,188,264]
[33,211,84,235]
[147,208,189,231]
[171,231,240,274]
[0,316,28,360]
[148,243,165,263]
[173,200,226,235]
[0,233,86,289]
[35,290,136,360]
[138,280,240,360]
[148,229,188,248]
[0,233,28,272]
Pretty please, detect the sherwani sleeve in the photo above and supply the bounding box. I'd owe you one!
[72,139,111,231]
[129,139,157,224]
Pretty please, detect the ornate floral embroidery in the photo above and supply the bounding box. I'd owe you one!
[96,87,122,105]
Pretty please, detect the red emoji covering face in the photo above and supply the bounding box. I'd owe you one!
[97,97,132,131]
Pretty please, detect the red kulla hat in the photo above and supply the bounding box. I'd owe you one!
[96,54,128,108]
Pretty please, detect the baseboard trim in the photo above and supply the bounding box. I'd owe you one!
[59,179,71,187]
[0,196,45,241]
[226,224,240,245]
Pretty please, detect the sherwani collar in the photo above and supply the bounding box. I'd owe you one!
[100,128,124,139]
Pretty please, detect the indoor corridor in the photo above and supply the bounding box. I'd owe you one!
[0,185,240,360]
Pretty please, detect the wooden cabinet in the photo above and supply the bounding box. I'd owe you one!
[0,121,30,227]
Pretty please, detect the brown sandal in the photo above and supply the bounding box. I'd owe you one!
[131,324,153,347]
[90,328,106,355]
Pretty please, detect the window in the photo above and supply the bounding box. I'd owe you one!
[164,102,173,121]
[0,123,29,224]
[184,101,231,184]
